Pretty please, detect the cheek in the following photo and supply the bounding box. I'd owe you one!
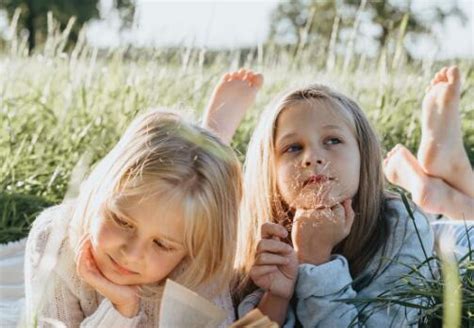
[276,163,295,198]
[146,252,186,280]
[91,220,122,250]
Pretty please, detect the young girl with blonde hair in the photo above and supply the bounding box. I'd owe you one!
[204,72,434,326]
[24,109,242,326]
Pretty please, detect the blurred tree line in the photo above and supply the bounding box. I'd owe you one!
[269,0,467,57]
[0,0,134,51]
[0,0,468,56]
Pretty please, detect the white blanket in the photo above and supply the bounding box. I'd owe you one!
[0,238,26,328]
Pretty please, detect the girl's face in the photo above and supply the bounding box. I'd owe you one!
[89,193,187,286]
[274,101,361,210]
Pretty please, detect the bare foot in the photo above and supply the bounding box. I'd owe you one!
[384,144,474,220]
[417,66,474,197]
[202,68,264,144]
[385,144,436,212]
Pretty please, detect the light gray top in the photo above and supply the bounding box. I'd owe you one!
[239,198,434,328]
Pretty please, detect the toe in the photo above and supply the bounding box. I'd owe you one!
[222,73,231,82]
[237,68,246,79]
[439,67,449,81]
[252,73,264,89]
[447,66,460,86]
[228,72,239,81]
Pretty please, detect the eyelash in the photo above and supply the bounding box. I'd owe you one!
[154,239,172,251]
[284,144,302,153]
[110,213,174,252]
[325,137,342,145]
[112,214,134,230]
[283,138,342,153]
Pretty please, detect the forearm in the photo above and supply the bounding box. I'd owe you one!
[257,291,290,326]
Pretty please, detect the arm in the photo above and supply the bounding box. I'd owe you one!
[24,207,144,327]
[238,223,298,327]
[294,205,434,327]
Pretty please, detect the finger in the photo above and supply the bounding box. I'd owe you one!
[255,252,290,266]
[328,203,345,223]
[249,265,278,279]
[256,239,293,255]
[261,222,288,240]
[76,233,90,252]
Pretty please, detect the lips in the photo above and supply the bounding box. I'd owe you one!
[303,175,333,187]
[108,255,138,275]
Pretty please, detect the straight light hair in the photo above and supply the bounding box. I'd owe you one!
[68,108,242,297]
[235,84,389,296]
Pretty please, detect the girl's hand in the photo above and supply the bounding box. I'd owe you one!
[249,222,298,300]
[76,235,140,318]
[292,199,354,265]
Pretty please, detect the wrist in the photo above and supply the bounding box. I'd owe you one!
[297,247,332,266]
[114,302,140,318]
[265,289,293,302]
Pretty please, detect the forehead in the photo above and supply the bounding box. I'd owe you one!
[108,192,186,241]
[275,98,355,137]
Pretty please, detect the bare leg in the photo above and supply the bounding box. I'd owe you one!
[384,144,474,220]
[417,66,474,197]
[202,68,263,145]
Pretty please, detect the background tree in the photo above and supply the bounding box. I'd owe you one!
[268,0,467,55]
[0,0,136,52]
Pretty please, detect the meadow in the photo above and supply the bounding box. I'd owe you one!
[0,16,473,244]
[0,13,473,326]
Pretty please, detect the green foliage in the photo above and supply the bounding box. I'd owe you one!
[340,192,473,327]
[0,0,135,51]
[0,20,473,245]
[269,0,467,55]
[0,193,52,243]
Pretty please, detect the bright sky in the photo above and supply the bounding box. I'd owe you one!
[86,0,473,59]
[1,0,472,59]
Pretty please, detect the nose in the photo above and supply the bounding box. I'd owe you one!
[302,148,324,168]
[120,237,145,264]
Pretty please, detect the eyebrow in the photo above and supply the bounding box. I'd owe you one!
[107,202,184,246]
[275,132,298,146]
[322,124,343,130]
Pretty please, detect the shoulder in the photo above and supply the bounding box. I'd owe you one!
[26,202,75,264]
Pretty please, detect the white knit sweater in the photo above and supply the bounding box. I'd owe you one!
[23,204,235,327]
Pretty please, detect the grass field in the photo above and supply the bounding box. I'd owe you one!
[0,20,473,243]
[0,15,473,326]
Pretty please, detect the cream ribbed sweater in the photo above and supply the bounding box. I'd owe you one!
[24,204,235,327]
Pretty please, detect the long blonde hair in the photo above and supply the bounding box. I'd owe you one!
[235,84,389,295]
[69,109,242,295]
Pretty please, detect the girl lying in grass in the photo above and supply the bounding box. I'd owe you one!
[24,109,242,326]
[204,69,434,326]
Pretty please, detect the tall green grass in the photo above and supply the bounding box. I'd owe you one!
[0,14,473,243]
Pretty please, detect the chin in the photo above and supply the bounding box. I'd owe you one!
[291,191,339,209]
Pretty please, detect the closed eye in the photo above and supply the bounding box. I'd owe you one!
[154,239,173,251]
[111,214,134,230]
